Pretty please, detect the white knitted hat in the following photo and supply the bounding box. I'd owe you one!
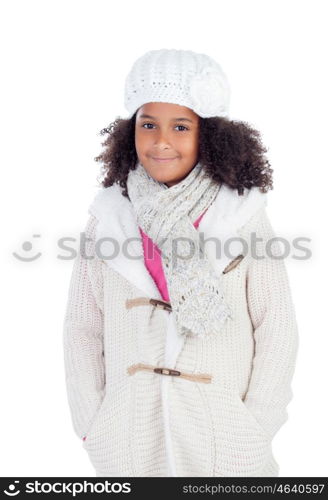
[123,48,231,119]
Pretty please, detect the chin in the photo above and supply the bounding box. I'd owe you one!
[145,169,173,184]
[157,178,175,186]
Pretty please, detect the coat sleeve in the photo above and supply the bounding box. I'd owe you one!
[62,213,106,440]
[243,207,299,441]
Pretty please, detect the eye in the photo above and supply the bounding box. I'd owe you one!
[141,123,189,131]
[141,122,155,129]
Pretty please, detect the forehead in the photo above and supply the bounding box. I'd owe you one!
[136,102,199,122]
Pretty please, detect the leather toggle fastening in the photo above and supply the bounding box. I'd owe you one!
[222,254,244,274]
[127,363,212,383]
[126,297,172,312]
[154,367,181,376]
[149,298,172,311]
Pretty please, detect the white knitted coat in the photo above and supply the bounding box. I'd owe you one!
[63,182,299,477]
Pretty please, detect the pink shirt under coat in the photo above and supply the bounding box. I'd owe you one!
[139,209,207,302]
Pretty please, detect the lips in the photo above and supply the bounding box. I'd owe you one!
[152,157,177,162]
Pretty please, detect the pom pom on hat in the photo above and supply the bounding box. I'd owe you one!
[123,48,231,119]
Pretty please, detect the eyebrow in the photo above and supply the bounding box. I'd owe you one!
[138,113,194,123]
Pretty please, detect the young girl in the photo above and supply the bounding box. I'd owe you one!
[63,48,299,477]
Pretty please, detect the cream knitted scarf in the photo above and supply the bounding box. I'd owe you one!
[126,160,232,338]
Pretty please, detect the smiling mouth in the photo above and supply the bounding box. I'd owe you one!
[152,157,178,162]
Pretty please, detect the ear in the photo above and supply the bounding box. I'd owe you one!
[222,254,245,274]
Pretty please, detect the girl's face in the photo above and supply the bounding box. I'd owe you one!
[135,102,200,187]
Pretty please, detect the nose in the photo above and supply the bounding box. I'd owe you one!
[153,130,171,148]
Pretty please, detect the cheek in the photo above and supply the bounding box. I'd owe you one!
[178,144,198,163]
[179,133,199,153]
[135,131,149,150]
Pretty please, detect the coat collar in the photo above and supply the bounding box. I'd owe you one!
[88,182,268,298]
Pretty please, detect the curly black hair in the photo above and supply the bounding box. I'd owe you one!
[94,112,273,198]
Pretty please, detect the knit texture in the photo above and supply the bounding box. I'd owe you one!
[63,203,299,477]
[139,209,207,302]
[63,215,105,441]
[127,161,231,339]
[124,48,231,119]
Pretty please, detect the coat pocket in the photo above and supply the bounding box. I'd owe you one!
[81,380,135,476]
[201,385,271,477]
[82,396,109,449]
[235,396,271,441]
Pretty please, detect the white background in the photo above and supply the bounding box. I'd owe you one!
[0,0,327,477]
